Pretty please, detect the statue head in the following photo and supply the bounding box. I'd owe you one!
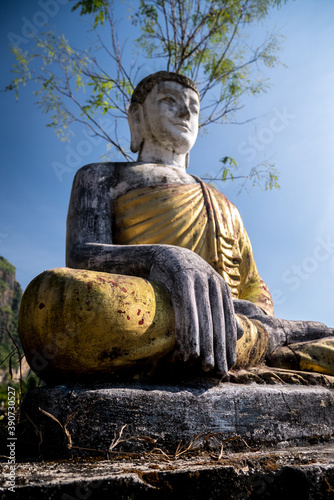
[128,71,200,169]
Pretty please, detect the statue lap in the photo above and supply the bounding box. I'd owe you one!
[18,267,272,380]
[19,266,334,380]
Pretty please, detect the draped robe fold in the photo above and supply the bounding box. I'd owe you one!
[114,180,273,367]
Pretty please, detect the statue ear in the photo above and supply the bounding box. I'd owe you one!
[128,103,144,153]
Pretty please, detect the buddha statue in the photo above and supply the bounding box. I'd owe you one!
[18,71,334,382]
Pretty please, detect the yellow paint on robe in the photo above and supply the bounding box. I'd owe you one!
[114,181,274,367]
[114,181,273,315]
[268,338,334,376]
[18,268,175,380]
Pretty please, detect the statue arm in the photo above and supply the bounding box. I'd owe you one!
[66,163,239,375]
[66,163,157,277]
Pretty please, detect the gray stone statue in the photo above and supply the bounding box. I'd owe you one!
[18,71,334,381]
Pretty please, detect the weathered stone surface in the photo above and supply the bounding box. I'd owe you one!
[18,379,334,460]
[1,444,334,499]
[233,299,334,352]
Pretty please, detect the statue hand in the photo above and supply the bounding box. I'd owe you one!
[149,246,242,375]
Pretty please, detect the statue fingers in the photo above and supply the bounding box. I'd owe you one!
[208,277,228,375]
[195,275,214,371]
[222,280,238,369]
[172,274,200,362]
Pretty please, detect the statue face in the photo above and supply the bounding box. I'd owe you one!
[140,80,200,155]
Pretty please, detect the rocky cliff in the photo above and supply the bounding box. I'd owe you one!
[0,256,22,368]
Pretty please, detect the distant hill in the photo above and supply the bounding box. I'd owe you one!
[0,256,22,371]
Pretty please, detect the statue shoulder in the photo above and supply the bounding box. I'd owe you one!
[72,162,131,189]
[72,161,198,198]
[74,162,123,180]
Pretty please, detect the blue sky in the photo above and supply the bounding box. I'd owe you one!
[1,0,334,326]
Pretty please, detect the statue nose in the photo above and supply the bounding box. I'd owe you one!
[178,105,191,119]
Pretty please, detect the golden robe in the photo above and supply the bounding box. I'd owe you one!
[114,180,273,367]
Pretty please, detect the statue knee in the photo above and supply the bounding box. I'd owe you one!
[18,268,175,382]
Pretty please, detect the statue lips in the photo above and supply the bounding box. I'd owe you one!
[174,122,191,132]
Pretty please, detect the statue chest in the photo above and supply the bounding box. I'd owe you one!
[113,181,242,298]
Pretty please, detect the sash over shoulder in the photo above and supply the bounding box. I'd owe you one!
[113,180,273,317]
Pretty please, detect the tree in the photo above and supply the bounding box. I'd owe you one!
[5,0,289,190]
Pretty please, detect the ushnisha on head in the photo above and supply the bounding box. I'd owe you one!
[128,71,200,170]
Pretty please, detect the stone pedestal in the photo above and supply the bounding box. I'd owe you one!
[18,376,334,460]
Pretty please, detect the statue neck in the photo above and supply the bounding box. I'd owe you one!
[138,142,188,171]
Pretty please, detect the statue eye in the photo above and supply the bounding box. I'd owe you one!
[161,96,176,104]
